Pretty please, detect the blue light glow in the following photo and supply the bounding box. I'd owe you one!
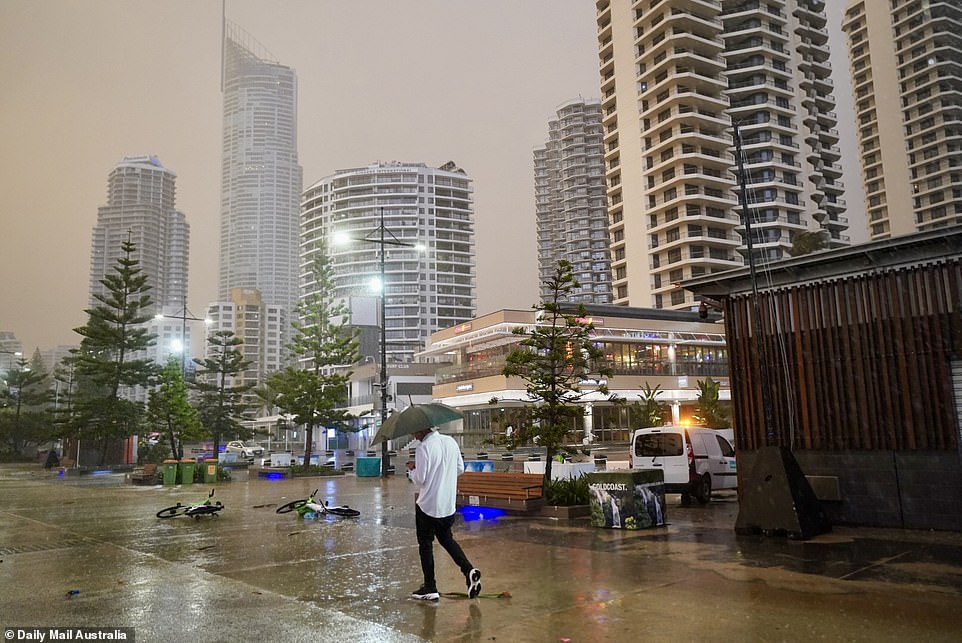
[265,472,286,480]
[458,506,506,522]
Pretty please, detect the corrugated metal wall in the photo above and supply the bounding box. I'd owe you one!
[726,259,962,453]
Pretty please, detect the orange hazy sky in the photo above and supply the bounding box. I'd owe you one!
[0,1,861,355]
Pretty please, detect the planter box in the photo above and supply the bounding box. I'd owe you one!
[540,504,591,520]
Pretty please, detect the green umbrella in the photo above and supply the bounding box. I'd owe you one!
[370,403,463,446]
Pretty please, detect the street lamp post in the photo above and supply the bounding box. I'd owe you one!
[155,296,212,379]
[339,206,416,478]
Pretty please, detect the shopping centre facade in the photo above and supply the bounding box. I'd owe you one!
[420,304,729,449]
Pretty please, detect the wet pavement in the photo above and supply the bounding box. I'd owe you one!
[2,464,962,642]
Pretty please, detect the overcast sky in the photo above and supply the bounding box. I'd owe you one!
[0,1,859,355]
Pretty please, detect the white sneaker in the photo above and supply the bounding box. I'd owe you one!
[466,568,482,599]
[411,585,440,601]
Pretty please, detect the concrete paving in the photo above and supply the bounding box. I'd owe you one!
[1,463,962,642]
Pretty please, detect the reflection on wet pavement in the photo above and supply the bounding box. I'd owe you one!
[1,465,961,641]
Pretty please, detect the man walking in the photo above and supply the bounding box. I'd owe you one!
[406,427,481,601]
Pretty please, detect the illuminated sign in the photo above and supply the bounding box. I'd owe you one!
[456,383,474,392]
[455,322,473,334]
[576,317,604,326]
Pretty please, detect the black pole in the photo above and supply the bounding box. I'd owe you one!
[379,207,391,478]
[181,295,188,379]
[733,123,776,446]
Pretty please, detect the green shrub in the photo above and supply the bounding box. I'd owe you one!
[290,463,342,477]
[545,474,590,506]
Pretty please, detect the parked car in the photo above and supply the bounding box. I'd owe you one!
[628,426,736,504]
[224,441,264,460]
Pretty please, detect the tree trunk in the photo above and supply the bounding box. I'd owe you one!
[543,448,554,496]
[303,424,314,467]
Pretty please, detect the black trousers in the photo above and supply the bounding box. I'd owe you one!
[415,504,473,590]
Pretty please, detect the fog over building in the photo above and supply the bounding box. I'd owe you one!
[219,21,301,381]
[88,155,189,314]
[219,23,302,329]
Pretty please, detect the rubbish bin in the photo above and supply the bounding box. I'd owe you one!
[586,470,666,530]
[179,459,196,484]
[162,460,179,486]
[202,459,218,484]
[593,454,608,471]
[356,456,381,477]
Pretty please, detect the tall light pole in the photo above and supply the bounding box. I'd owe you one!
[733,122,775,445]
[337,206,416,478]
[155,296,212,379]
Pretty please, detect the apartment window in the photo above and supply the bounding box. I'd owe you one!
[670,290,686,306]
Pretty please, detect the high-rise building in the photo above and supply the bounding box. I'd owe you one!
[88,155,189,314]
[596,0,847,309]
[842,0,962,240]
[206,288,286,391]
[534,98,613,304]
[0,331,23,373]
[301,161,476,363]
[220,22,302,328]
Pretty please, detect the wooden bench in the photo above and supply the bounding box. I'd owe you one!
[130,463,158,484]
[456,472,545,513]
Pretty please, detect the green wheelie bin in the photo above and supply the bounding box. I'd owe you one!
[179,459,196,484]
[162,460,179,486]
[202,459,218,484]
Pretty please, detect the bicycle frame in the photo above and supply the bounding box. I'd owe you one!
[275,488,359,518]
[156,488,224,519]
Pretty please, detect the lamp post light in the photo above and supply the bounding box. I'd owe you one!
[155,296,213,379]
[336,206,418,478]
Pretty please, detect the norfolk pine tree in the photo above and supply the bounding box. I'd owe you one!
[147,359,203,460]
[0,354,55,456]
[191,329,254,456]
[502,260,611,488]
[269,253,359,466]
[69,238,157,465]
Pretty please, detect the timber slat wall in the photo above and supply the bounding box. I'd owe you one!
[726,259,962,453]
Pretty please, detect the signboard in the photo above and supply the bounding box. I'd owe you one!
[587,470,667,529]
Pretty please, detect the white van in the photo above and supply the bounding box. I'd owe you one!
[628,426,737,504]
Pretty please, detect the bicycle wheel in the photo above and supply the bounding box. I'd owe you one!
[156,504,189,519]
[275,499,307,514]
[326,505,360,517]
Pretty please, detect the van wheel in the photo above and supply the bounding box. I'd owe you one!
[694,475,712,505]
